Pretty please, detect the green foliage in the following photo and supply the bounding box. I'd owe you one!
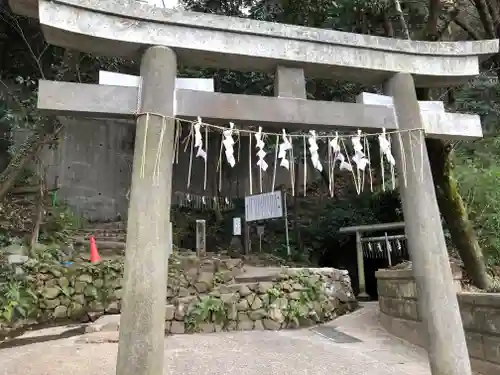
[0,264,37,323]
[282,272,324,326]
[34,244,65,263]
[454,79,500,267]
[266,286,283,303]
[39,203,86,245]
[185,296,228,332]
[213,271,226,286]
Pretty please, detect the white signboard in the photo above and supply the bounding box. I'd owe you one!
[245,191,283,222]
[98,71,215,92]
[233,217,242,236]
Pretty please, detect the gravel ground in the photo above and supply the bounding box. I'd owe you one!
[0,303,431,375]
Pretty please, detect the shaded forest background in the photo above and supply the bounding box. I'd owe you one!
[1,0,500,290]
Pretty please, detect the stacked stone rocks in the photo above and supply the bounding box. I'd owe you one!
[165,269,357,334]
[0,252,357,337]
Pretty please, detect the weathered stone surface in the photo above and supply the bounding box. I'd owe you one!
[58,277,70,289]
[72,294,85,305]
[77,274,93,283]
[170,321,185,334]
[194,282,209,293]
[68,302,85,318]
[106,301,120,314]
[1,253,357,339]
[237,320,254,331]
[42,287,61,299]
[257,282,274,294]
[165,305,175,321]
[250,296,263,310]
[175,304,186,320]
[200,323,215,333]
[377,268,500,374]
[85,315,121,333]
[74,281,86,293]
[7,254,29,264]
[263,319,281,330]
[220,293,238,304]
[248,309,267,321]
[254,319,264,330]
[84,285,98,298]
[33,0,499,89]
[236,299,249,311]
[53,305,68,318]
[268,308,285,324]
[483,335,500,364]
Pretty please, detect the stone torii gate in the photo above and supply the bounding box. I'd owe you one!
[11,1,499,375]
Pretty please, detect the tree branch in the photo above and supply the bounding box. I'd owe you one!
[473,0,496,38]
[393,0,410,39]
[454,16,482,40]
[424,0,443,40]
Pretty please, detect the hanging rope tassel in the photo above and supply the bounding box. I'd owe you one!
[303,135,307,197]
[272,135,279,191]
[248,134,253,195]
[153,116,167,186]
[140,113,150,179]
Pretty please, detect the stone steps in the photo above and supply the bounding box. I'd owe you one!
[74,221,128,251]
[72,236,126,251]
[86,221,126,230]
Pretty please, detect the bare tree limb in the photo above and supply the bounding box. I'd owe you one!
[382,12,395,37]
[473,0,496,38]
[486,0,500,27]
[424,0,443,40]
[393,0,410,39]
[454,16,483,39]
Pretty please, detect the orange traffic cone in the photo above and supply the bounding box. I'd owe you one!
[89,235,101,263]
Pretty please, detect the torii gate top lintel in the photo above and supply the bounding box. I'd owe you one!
[11,1,498,374]
[10,0,499,87]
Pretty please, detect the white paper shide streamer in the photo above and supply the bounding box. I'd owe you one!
[194,117,207,160]
[351,130,369,171]
[278,129,292,170]
[223,122,236,167]
[254,127,268,171]
[308,130,323,172]
[330,133,352,172]
[378,128,395,166]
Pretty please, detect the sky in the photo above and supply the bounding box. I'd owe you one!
[140,0,252,14]
[141,0,180,8]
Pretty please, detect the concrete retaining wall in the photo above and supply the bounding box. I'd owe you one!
[33,118,317,221]
[376,268,500,375]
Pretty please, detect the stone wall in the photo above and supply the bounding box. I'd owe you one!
[0,254,357,337]
[376,268,500,375]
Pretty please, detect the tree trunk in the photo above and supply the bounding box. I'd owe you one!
[0,118,62,202]
[417,88,491,289]
[29,167,45,258]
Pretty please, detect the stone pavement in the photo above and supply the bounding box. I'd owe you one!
[0,303,432,375]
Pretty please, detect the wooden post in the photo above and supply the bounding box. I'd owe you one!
[116,46,176,375]
[384,72,471,375]
[196,219,206,257]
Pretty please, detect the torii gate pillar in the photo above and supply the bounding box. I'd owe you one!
[384,73,471,375]
[116,46,176,375]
